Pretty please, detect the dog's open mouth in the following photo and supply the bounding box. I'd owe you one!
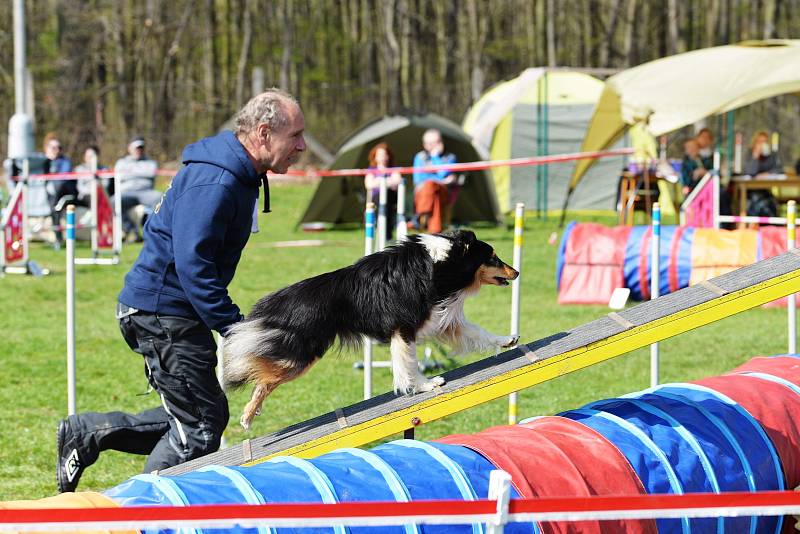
[493,276,509,286]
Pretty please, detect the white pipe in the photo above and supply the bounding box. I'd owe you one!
[377,176,387,251]
[89,154,99,255]
[21,159,30,265]
[13,0,25,115]
[396,179,407,240]
[113,173,123,254]
[650,202,661,388]
[508,203,524,424]
[363,203,376,399]
[66,204,76,415]
[712,173,720,230]
[789,200,797,354]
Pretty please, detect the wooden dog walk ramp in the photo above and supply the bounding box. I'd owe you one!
[161,250,800,476]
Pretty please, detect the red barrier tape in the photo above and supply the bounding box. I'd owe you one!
[18,148,633,182]
[275,147,635,178]
[3,491,800,529]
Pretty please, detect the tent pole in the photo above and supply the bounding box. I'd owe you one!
[543,71,549,220]
[726,110,735,180]
[536,75,544,218]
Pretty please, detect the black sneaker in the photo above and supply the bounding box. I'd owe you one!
[56,418,85,493]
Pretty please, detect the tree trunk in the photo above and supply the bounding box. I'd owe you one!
[234,2,253,108]
[546,0,556,66]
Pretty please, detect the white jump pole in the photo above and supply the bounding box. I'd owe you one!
[396,178,407,240]
[508,203,524,424]
[363,202,376,399]
[113,172,123,254]
[650,202,661,388]
[788,200,797,354]
[377,176,388,251]
[66,204,77,415]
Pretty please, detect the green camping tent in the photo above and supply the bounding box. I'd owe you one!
[462,68,627,213]
[299,113,501,227]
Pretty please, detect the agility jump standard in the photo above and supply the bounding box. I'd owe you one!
[162,249,800,476]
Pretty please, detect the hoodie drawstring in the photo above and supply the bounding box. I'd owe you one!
[262,176,271,213]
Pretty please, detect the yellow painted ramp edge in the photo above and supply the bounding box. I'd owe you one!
[244,266,800,465]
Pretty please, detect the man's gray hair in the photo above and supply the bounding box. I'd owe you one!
[234,88,299,136]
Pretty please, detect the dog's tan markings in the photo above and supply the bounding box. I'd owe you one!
[479,254,519,286]
[240,356,319,430]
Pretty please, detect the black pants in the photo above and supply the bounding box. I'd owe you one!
[68,310,228,473]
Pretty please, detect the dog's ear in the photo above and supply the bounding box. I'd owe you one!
[453,230,476,255]
[459,230,477,246]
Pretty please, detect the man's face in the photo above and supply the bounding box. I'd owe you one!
[260,104,306,174]
[423,133,443,156]
[129,143,145,158]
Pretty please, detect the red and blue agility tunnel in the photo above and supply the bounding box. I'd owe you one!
[91,355,800,533]
[557,222,788,305]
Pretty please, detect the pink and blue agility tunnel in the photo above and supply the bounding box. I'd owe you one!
[98,355,800,534]
[557,222,788,304]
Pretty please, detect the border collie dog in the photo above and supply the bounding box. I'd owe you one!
[223,230,519,429]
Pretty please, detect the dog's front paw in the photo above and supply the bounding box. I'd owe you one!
[240,413,253,431]
[406,375,446,395]
[499,335,519,348]
[418,375,446,392]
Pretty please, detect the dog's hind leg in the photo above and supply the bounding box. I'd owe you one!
[239,357,320,430]
[390,332,445,395]
[241,382,278,431]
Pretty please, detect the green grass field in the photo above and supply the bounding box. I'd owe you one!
[0,183,792,500]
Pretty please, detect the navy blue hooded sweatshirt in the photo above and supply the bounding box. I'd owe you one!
[119,130,260,334]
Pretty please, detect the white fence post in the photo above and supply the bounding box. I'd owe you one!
[486,470,512,534]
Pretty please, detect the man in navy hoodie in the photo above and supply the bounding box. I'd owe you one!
[56,89,306,492]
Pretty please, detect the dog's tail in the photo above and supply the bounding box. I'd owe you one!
[221,320,268,390]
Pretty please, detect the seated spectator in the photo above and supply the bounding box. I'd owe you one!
[364,142,403,241]
[413,129,457,233]
[73,145,110,205]
[695,127,715,170]
[680,138,709,196]
[744,130,782,177]
[113,136,161,242]
[744,130,782,218]
[43,133,75,247]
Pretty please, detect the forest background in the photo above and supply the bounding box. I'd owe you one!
[0,0,799,168]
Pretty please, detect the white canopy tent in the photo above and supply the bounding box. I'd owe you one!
[570,39,800,194]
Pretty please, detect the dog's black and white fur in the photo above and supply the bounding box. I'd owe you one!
[223,230,519,429]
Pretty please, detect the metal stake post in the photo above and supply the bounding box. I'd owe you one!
[789,200,797,354]
[650,202,661,388]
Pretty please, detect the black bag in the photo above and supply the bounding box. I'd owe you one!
[746,190,778,218]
